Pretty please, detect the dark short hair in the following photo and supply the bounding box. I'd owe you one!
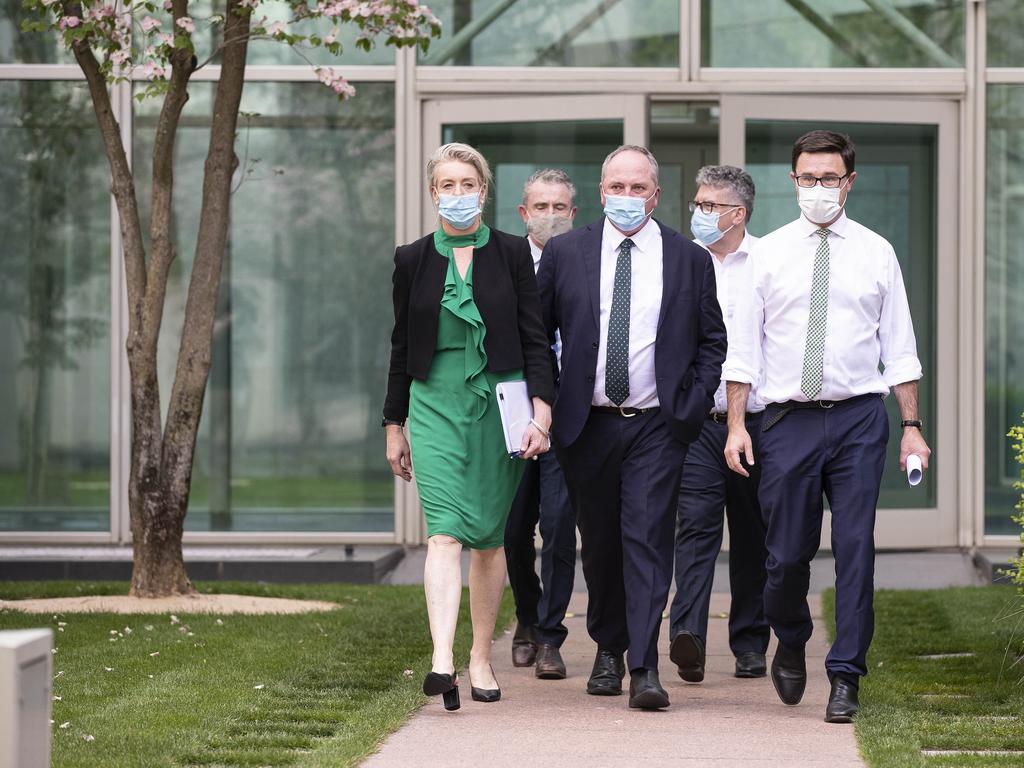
[791,130,856,174]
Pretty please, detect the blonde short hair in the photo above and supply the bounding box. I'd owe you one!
[426,142,493,192]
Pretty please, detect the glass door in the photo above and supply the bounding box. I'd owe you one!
[721,95,959,548]
[420,95,647,235]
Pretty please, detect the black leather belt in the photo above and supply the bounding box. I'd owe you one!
[707,411,762,424]
[591,405,658,418]
[762,393,882,432]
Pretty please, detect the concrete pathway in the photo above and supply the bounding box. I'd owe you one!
[362,592,863,768]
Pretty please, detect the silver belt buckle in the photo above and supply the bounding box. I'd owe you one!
[619,406,637,418]
[820,400,835,409]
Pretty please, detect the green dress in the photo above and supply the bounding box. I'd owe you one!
[407,248,525,550]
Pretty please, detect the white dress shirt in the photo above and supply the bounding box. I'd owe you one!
[699,231,764,414]
[722,211,922,404]
[592,217,663,408]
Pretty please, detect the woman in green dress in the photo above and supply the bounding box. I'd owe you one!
[383,142,555,711]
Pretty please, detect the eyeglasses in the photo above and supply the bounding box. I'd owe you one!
[794,173,849,189]
[688,200,742,214]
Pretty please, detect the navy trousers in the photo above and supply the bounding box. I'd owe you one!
[504,449,577,647]
[557,410,688,672]
[758,395,888,680]
[671,413,769,656]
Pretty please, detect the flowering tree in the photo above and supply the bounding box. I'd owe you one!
[21,0,439,596]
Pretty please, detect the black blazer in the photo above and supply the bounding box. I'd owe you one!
[536,218,727,447]
[383,228,555,422]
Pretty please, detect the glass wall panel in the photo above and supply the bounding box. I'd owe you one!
[0,81,111,532]
[649,102,720,233]
[135,82,396,532]
[0,4,76,63]
[182,0,395,66]
[442,119,623,231]
[742,120,938,509]
[987,0,1024,68]
[422,0,679,67]
[702,0,964,68]
[984,85,1024,536]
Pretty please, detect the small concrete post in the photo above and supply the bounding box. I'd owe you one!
[0,629,53,768]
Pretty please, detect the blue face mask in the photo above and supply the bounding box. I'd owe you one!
[603,193,653,232]
[438,192,482,230]
[690,208,737,246]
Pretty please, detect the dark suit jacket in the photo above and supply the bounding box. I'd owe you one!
[383,228,555,423]
[536,218,727,447]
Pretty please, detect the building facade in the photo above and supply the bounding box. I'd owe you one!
[0,0,1021,550]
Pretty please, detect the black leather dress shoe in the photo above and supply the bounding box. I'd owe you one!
[628,668,670,710]
[669,631,705,683]
[512,624,538,667]
[734,651,768,678]
[535,643,567,680]
[586,648,625,695]
[770,643,806,705]
[824,677,860,723]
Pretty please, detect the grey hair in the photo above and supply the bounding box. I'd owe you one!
[601,145,659,185]
[522,168,577,205]
[426,142,493,191]
[695,165,755,222]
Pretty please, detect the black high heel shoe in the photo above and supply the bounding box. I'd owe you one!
[470,665,501,703]
[422,671,460,711]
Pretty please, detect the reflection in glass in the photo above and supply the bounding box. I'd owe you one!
[0,81,111,532]
[744,120,938,509]
[0,3,76,63]
[987,0,1024,68]
[702,0,964,68]
[139,0,395,67]
[442,119,623,233]
[985,85,1024,535]
[423,0,679,67]
[135,82,396,532]
[649,103,720,233]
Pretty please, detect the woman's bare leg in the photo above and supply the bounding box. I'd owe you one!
[424,534,463,675]
[468,545,507,689]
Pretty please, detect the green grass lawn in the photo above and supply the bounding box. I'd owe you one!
[0,581,514,768]
[823,586,1024,768]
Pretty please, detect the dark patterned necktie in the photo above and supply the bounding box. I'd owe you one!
[800,228,831,400]
[605,237,634,405]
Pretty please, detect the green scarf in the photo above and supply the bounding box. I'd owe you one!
[433,221,490,260]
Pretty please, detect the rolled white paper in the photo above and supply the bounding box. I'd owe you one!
[906,454,923,487]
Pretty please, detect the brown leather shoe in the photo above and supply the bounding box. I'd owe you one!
[511,624,537,667]
[534,644,566,679]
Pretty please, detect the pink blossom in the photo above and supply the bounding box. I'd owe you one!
[324,29,338,44]
[142,60,167,80]
[175,16,195,33]
[266,20,287,35]
[59,15,81,29]
[111,49,130,65]
[159,32,175,46]
[141,16,161,32]
[163,0,173,9]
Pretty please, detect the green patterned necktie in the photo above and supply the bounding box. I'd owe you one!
[800,228,831,400]
[605,237,634,406]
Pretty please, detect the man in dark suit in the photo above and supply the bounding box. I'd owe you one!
[537,145,727,710]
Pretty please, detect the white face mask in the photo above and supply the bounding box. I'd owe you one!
[797,181,846,224]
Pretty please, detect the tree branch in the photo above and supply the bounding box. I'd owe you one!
[141,0,196,360]
[161,0,251,501]
[65,7,147,336]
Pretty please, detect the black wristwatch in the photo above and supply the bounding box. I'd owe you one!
[381,417,405,428]
[900,419,923,429]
